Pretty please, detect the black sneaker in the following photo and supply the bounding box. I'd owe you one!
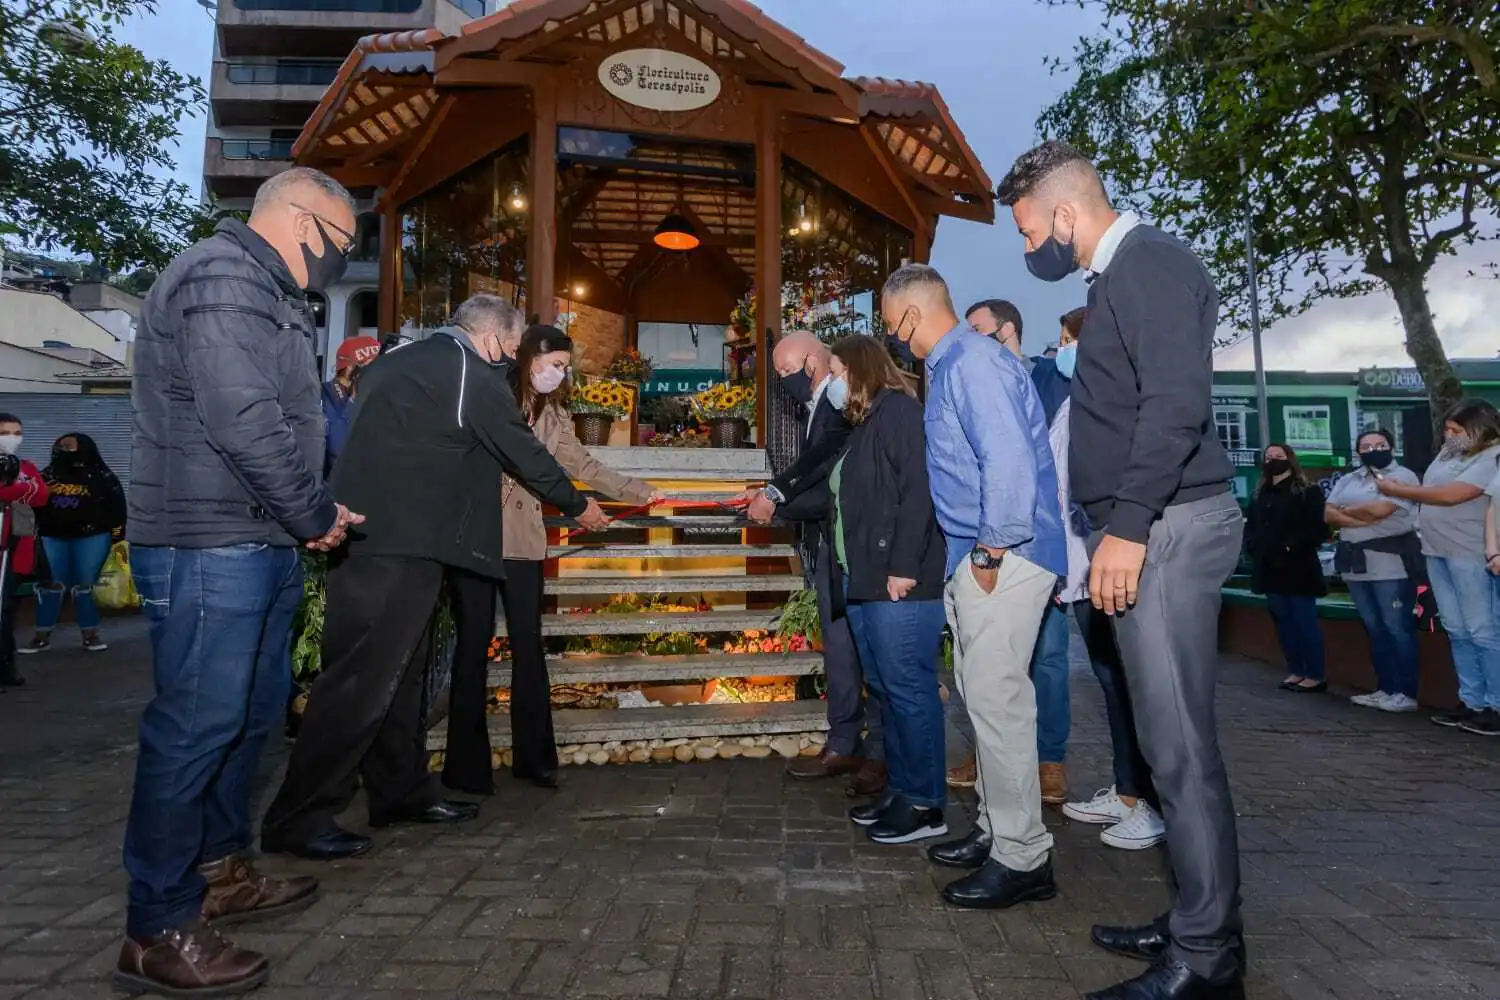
[1432,706,1481,728]
[17,634,50,655]
[868,804,948,845]
[1458,709,1500,737]
[848,793,894,827]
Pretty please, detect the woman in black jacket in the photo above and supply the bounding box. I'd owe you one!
[1247,443,1329,692]
[827,335,949,846]
[22,433,126,654]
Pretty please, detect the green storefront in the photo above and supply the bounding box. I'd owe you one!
[1210,371,1359,504]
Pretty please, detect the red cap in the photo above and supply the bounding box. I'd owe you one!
[336,336,382,370]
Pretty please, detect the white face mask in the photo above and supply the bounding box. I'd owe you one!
[531,365,568,395]
[0,434,21,456]
[826,376,849,411]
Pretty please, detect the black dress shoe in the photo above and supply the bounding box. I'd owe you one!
[529,770,560,789]
[1084,958,1244,1000]
[262,828,372,861]
[848,791,895,827]
[370,800,480,829]
[868,804,947,845]
[1093,914,1171,962]
[925,827,992,869]
[941,856,1056,909]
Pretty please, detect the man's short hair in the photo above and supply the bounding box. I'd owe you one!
[995,140,1105,207]
[0,412,19,428]
[253,167,355,216]
[966,299,1023,338]
[882,263,953,309]
[451,293,524,338]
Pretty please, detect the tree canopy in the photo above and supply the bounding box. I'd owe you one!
[1039,0,1499,416]
[0,0,209,273]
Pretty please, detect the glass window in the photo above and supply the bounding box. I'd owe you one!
[1214,406,1247,452]
[1359,409,1405,456]
[225,60,341,86]
[1283,405,1333,452]
[233,0,422,12]
[220,138,294,160]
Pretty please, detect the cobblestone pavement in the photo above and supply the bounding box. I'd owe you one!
[2,616,1499,1000]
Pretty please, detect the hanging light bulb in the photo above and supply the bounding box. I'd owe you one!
[798,203,814,233]
[573,283,587,298]
[508,185,526,212]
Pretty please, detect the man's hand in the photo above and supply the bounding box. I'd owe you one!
[730,488,759,505]
[306,503,365,552]
[969,546,1004,594]
[746,491,777,525]
[647,490,668,505]
[887,576,916,602]
[1089,533,1147,615]
[575,497,611,532]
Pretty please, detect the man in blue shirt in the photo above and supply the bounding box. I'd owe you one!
[880,263,1066,911]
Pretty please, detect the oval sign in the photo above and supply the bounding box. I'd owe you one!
[598,48,722,112]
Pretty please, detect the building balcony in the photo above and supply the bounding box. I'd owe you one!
[203,137,294,200]
[211,61,338,127]
[215,0,481,58]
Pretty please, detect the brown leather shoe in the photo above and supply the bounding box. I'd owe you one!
[115,924,269,998]
[201,854,318,927]
[847,758,887,797]
[1039,762,1069,805]
[946,757,977,789]
[786,749,863,780]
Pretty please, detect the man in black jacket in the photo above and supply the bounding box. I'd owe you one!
[997,141,1244,1000]
[261,294,607,861]
[745,330,884,794]
[119,168,363,998]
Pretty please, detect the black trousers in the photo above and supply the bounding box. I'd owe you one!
[444,559,552,788]
[0,555,18,681]
[261,553,443,844]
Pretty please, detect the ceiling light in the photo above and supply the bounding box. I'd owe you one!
[573,283,587,298]
[508,186,526,211]
[653,213,700,252]
[798,203,814,233]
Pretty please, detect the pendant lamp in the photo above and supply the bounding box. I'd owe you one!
[653,213,700,251]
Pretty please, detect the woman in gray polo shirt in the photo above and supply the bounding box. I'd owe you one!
[1377,400,1500,734]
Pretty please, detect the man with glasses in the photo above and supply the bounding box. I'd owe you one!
[117,167,363,998]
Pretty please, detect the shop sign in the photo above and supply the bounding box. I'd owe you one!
[1359,367,1426,396]
[1228,450,1260,468]
[641,369,725,397]
[1212,395,1254,409]
[599,48,722,112]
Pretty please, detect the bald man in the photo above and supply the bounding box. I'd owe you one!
[743,330,885,795]
[118,167,363,997]
[998,141,1243,1000]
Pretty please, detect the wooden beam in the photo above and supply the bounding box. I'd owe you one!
[378,200,400,334]
[437,57,550,88]
[497,0,641,64]
[860,125,929,246]
[528,82,559,326]
[323,85,425,139]
[916,190,993,225]
[754,103,782,438]
[377,94,455,212]
[759,87,859,122]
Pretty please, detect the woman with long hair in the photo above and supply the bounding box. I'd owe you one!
[829,334,949,845]
[21,433,126,654]
[444,326,660,793]
[1377,399,1500,730]
[1247,443,1329,692]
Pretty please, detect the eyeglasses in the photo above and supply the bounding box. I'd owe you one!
[291,203,356,256]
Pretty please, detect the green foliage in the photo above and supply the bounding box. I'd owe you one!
[291,552,327,681]
[1,0,211,271]
[776,588,822,645]
[1038,0,1499,416]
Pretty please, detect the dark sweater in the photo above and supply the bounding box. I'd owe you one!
[1069,223,1233,543]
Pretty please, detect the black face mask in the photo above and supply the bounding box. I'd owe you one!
[1025,211,1081,283]
[300,218,350,293]
[1360,449,1394,470]
[1263,458,1290,477]
[780,369,814,406]
[53,450,81,468]
[885,309,918,366]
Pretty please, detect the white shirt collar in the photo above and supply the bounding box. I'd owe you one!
[808,374,831,431]
[1086,211,1142,278]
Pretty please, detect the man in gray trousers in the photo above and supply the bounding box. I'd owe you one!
[997,140,1247,1000]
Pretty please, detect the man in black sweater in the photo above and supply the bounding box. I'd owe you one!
[997,142,1245,1000]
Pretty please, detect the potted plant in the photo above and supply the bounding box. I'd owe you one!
[604,347,653,387]
[286,552,327,740]
[570,377,633,446]
[688,382,756,448]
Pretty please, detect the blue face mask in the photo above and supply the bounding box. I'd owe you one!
[1054,342,1077,379]
[826,376,849,411]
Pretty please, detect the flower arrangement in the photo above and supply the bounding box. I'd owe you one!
[722,629,813,655]
[689,382,756,422]
[571,377,634,420]
[647,428,711,449]
[604,347,653,384]
[775,588,822,645]
[728,289,756,342]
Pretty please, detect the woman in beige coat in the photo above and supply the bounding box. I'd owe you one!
[444,325,659,792]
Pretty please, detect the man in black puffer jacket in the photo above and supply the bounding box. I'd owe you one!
[118,167,363,1000]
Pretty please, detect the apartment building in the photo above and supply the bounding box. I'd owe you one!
[202,0,489,376]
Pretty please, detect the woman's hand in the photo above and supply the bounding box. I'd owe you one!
[887,576,916,602]
[647,490,667,505]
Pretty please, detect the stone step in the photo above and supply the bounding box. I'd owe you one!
[545,514,779,529]
[547,544,798,560]
[426,700,829,749]
[584,446,771,481]
[497,608,781,637]
[487,651,823,687]
[544,573,804,596]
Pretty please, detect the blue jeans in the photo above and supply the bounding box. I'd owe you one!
[1347,579,1419,699]
[845,590,947,809]
[1030,601,1070,764]
[36,533,113,631]
[123,544,302,937]
[1265,593,1325,682]
[1425,556,1500,710]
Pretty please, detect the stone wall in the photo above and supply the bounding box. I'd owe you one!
[563,302,627,376]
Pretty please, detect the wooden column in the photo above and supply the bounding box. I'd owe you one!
[377,201,400,334]
[753,104,782,437]
[914,223,932,264]
[528,86,559,326]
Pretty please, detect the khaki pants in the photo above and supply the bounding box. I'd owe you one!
[945,553,1056,871]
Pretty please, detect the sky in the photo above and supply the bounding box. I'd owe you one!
[115,0,1500,369]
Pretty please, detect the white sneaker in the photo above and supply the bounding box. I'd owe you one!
[1100,802,1166,850]
[1377,693,1419,713]
[1351,691,1388,708]
[1062,786,1131,826]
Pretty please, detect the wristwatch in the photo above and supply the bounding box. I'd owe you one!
[970,547,1004,570]
[762,484,787,505]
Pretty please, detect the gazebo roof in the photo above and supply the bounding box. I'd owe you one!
[293,0,994,227]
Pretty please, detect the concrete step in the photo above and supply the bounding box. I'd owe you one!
[545,514,782,529]
[547,543,798,560]
[544,573,804,596]
[498,608,781,637]
[487,651,823,687]
[584,446,771,482]
[426,700,829,749]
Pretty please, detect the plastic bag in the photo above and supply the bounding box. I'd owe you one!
[94,541,139,610]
